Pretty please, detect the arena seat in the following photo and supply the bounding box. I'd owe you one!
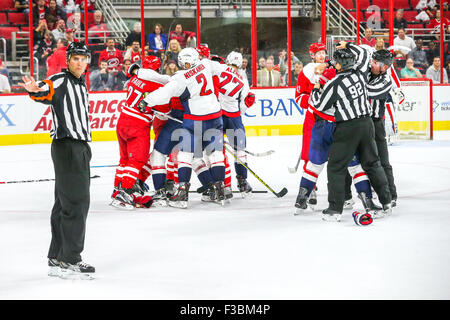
[8,12,27,25]
[0,26,19,40]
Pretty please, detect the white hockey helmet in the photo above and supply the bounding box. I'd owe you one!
[178,47,200,70]
[226,51,243,68]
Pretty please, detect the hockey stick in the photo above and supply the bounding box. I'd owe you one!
[0,175,101,184]
[224,144,287,198]
[91,164,117,168]
[287,154,302,174]
[152,110,275,157]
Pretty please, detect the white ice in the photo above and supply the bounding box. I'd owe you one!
[1,134,450,300]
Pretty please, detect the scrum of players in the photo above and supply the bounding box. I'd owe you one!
[110,41,402,225]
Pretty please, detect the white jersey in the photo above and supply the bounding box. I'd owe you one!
[215,64,250,117]
[143,59,222,120]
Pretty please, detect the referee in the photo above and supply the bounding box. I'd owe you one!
[311,48,392,222]
[19,42,95,279]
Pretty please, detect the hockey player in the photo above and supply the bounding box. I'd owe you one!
[111,55,169,209]
[216,51,256,197]
[138,47,226,208]
[294,42,330,206]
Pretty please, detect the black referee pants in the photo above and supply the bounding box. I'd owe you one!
[327,117,391,212]
[373,118,397,200]
[48,138,91,264]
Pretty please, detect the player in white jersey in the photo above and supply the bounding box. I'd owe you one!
[216,51,256,196]
[138,47,226,208]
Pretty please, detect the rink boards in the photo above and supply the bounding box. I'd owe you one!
[0,86,449,145]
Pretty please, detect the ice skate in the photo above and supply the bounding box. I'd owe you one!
[224,186,233,203]
[391,198,397,208]
[48,258,60,277]
[236,175,252,198]
[358,192,383,218]
[294,187,308,215]
[110,188,135,210]
[165,179,176,198]
[201,183,216,203]
[214,181,226,206]
[343,198,355,210]
[168,183,190,209]
[151,188,168,207]
[59,261,95,280]
[382,202,393,216]
[321,208,342,222]
[307,187,317,210]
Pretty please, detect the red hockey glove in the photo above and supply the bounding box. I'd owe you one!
[352,211,373,226]
[244,92,255,108]
[319,67,337,86]
[134,195,153,208]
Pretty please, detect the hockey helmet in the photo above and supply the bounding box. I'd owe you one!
[178,47,200,69]
[226,51,243,68]
[142,55,161,71]
[66,42,91,63]
[332,49,355,71]
[372,49,394,67]
[309,42,327,58]
[210,55,225,64]
[196,45,210,59]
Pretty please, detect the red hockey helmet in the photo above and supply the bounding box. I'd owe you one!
[196,45,210,59]
[309,42,327,58]
[142,55,161,71]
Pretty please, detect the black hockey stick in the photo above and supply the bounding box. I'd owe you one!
[0,175,100,184]
[224,144,287,198]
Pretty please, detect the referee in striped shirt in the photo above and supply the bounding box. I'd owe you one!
[311,46,392,221]
[19,42,95,278]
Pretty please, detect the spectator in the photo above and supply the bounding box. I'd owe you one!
[33,0,50,27]
[426,57,449,83]
[45,14,58,31]
[257,57,281,87]
[394,9,408,30]
[258,57,266,70]
[400,58,423,78]
[123,41,142,64]
[98,38,123,72]
[163,59,178,76]
[426,41,440,65]
[0,59,11,90]
[393,28,416,57]
[46,38,68,77]
[446,60,450,78]
[168,24,195,48]
[89,60,114,91]
[241,56,252,85]
[291,61,303,86]
[14,0,29,18]
[35,30,56,74]
[362,28,376,47]
[52,19,66,41]
[148,23,168,54]
[375,37,386,50]
[409,38,428,71]
[88,10,110,44]
[112,59,131,91]
[415,0,437,22]
[34,19,49,44]
[278,50,301,86]
[163,39,181,67]
[67,11,85,33]
[77,0,96,12]
[47,0,67,22]
[65,28,77,44]
[427,9,450,40]
[0,73,10,93]
[125,22,142,49]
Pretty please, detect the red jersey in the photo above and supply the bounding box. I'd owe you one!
[121,76,168,126]
[130,51,141,63]
[427,18,450,33]
[98,48,123,71]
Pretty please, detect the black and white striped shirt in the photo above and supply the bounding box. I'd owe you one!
[311,69,372,122]
[347,43,394,119]
[29,71,91,142]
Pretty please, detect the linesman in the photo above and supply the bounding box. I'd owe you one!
[19,42,95,279]
[310,48,393,222]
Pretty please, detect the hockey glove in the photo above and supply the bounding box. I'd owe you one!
[352,211,373,226]
[154,110,170,121]
[127,63,140,78]
[393,87,405,105]
[244,92,256,108]
[319,67,337,86]
[138,99,150,113]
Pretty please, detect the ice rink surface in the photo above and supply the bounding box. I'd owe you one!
[1,134,450,300]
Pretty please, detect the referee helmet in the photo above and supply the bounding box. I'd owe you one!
[66,42,91,63]
[372,49,394,67]
[332,49,355,71]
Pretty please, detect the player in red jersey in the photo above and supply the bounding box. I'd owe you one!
[111,55,170,210]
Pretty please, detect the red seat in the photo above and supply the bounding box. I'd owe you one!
[371,0,390,9]
[0,0,15,10]
[395,0,412,9]
[339,0,354,9]
[359,0,371,9]
[0,26,19,40]
[0,12,7,24]
[8,12,27,25]
[403,10,418,21]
